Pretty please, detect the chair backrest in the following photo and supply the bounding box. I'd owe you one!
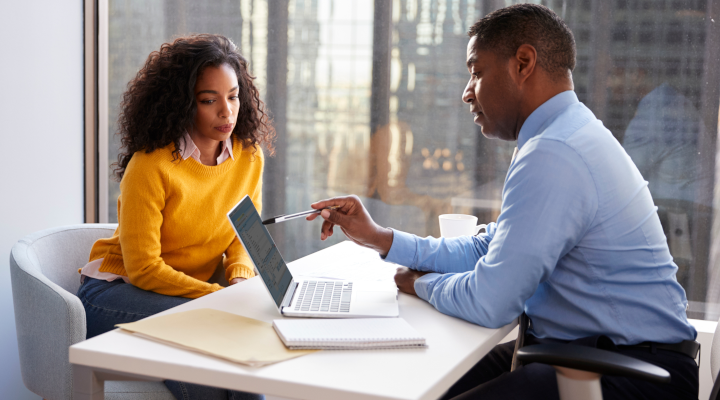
[15,224,118,293]
[10,223,117,400]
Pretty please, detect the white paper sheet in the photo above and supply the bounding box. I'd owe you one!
[288,241,400,282]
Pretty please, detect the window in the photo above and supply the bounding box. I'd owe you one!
[100,0,720,320]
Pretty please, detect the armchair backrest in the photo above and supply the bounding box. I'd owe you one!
[16,224,118,293]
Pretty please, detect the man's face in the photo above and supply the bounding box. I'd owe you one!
[462,37,520,141]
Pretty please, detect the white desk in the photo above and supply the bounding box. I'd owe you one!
[70,241,516,400]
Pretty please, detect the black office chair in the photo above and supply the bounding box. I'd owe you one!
[514,314,719,400]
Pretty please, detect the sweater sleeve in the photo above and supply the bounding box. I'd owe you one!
[119,153,223,298]
[224,146,263,282]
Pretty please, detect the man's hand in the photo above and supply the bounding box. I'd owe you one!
[306,195,394,256]
[394,267,431,296]
[229,277,246,285]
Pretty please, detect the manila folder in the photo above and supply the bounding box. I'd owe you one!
[116,308,317,367]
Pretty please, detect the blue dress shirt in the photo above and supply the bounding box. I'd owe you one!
[385,91,696,345]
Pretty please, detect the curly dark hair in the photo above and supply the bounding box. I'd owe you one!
[468,4,576,80]
[113,33,275,180]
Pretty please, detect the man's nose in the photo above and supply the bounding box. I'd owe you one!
[462,81,474,104]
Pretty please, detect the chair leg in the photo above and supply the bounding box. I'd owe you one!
[554,366,603,400]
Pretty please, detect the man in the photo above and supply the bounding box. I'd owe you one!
[307,4,698,399]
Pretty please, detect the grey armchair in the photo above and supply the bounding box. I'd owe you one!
[10,224,174,400]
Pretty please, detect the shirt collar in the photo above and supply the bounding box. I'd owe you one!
[179,131,198,160]
[517,90,579,150]
[219,136,235,161]
[179,131,235,162]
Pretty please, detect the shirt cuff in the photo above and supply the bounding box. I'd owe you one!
[414,273,441,301]
[383,229,417,266]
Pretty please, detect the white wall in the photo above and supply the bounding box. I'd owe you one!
[0,1,84,398]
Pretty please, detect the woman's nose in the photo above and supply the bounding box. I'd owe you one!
[219,100,233,117]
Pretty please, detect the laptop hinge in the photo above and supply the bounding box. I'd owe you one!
[280,281,299,311]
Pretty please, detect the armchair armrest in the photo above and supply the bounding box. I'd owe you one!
[516,343,671,384]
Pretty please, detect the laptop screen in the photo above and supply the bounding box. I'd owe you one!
[227,196,293,307]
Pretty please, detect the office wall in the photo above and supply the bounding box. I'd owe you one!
[0,1,84,398]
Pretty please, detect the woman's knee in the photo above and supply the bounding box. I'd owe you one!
[79,277,192,338]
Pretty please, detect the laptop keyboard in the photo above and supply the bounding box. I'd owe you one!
[294,281,353,313]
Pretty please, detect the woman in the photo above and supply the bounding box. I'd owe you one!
[77,34,274,400]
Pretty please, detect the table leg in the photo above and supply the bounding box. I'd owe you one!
[72,364,105,400]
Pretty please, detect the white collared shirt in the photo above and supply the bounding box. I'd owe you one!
[179,131,234,165]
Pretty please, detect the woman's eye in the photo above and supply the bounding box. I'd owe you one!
[200,99,215,104]
[230,95,239,100]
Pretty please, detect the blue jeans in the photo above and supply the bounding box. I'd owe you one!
[77,277,264,400]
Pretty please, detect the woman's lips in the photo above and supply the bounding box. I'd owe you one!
[214,124,233,133]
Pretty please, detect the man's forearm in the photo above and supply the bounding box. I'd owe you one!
[385,231,485,275]
[394,266,432,296]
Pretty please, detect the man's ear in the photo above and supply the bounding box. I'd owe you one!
[512,44,537,85]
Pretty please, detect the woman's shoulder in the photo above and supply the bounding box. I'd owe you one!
[128,143,178,166]
[124,143,179,179]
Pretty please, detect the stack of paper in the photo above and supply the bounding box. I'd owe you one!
[116,308,317,367]
[273,318,426,350]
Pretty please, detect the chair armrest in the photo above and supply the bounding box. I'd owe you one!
[10,240,87,399]
[516,343,671,384]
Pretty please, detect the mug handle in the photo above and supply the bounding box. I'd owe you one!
[474,224,488,235]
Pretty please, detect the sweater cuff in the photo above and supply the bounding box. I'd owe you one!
[226,263,255,282]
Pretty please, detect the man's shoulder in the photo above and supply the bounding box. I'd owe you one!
[535,102,599,144]
[529,102,620,163]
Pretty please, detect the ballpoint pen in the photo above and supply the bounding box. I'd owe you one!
[262,206,340,225]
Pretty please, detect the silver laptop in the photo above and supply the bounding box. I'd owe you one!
[227,195,399,318]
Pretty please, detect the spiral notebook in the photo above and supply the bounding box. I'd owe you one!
[272,318,426,350]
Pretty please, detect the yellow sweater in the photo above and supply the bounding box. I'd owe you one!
[88,140,263,298]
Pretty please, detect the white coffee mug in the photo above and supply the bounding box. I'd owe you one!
[439,214,487,238]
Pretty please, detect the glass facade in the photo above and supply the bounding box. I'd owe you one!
[106,0,720,320]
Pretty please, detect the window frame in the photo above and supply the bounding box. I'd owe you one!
[84,0,109,224]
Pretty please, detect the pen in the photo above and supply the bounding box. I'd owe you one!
[262,206,339,225]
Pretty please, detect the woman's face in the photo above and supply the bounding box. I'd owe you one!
[193,63,240,143]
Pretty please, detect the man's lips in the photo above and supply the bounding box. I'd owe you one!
[214,123,233,133]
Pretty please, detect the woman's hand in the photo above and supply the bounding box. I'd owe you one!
[229,277,247,285]
[306,195,394,256]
